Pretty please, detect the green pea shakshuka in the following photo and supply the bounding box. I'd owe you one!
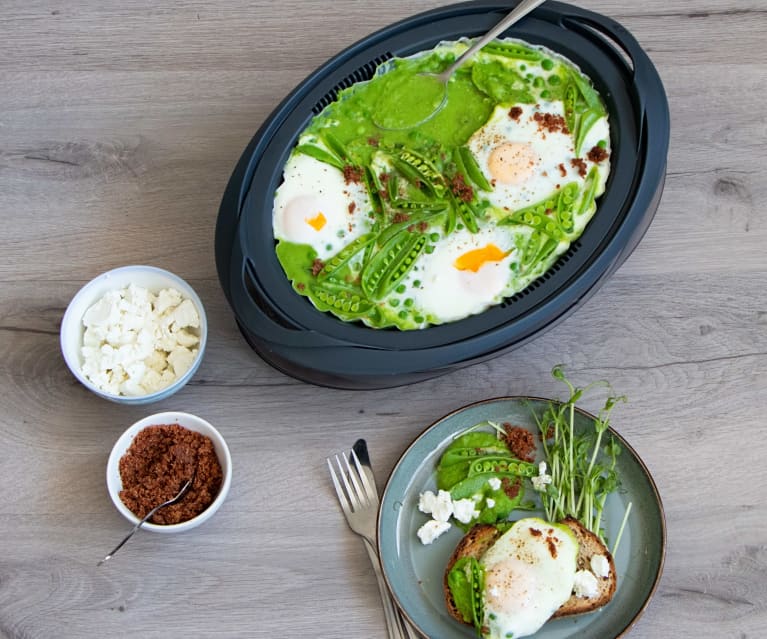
[272,38,611,330]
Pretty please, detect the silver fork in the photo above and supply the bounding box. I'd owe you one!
[349,441,422,639]
[327,440,420,639]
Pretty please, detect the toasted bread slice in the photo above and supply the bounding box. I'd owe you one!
[552,516,617,617]
[443,518,617,627]
[443,524,501,624]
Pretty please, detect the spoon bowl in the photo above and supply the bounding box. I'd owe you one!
[373,0,546,131]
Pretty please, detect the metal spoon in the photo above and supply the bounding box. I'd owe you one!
[97,476,194,566]
[374,0,546,130]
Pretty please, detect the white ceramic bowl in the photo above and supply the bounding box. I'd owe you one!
[60,265,207,405]
[106,411,232,533]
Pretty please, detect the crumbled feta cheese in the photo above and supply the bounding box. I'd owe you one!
[590,554,610,578]
[487,477,502,491]
[531,461,553,491]
[452,498,480,524]
[80,284,200,396]
[485,498,496,508]
[418,490,454,522]
[573,569,600,598]
[417,519,451,545]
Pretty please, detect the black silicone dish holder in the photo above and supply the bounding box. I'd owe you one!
[215,0,670,389]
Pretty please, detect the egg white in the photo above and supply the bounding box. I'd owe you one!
[272,153,372,260]
[468,102,610,213]
[480,518,579,639]
[405,225,516,323]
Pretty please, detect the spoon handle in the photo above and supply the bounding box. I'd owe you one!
[97,477,193,566]
[442,0,547,78]
[97,513,153,566]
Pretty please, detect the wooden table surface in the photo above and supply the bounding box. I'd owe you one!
[2,1,765,637]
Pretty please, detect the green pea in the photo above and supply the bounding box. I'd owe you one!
[396,284,406,294]
[548,74,561,86]
[390,298,400,307]
[430,232,440,242]
[404,298,414,307]
[541,58,554,71]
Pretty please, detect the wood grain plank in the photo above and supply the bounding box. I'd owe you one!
[2,0,767,637]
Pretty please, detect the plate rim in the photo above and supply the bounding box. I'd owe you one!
[378,395,666,639]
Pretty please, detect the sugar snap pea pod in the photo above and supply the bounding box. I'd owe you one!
[467,456,538,478]
[520,232,559,272]
[453,196,480,233]
[445,203,457,235]
[520,229,546,267]
[483,41,543,61]
[376,207,446,248]
[440,444,510,465]
[470,558,485,632]
[309,281,374,316]
[500,197,565,241]
[361,231,426,300]
[389,156,434,193]
[570,70,604,113]
[316,233,376,281]
[294,144,344,170]
[556,182,581,236]
[458,146,492,192]
[563,82,579,136]
[387,148,445,198]
[362,221,380,266]
[390,198,447,211]
[452,146,470,180]
[397,147,445,188]
[374,233,427,298]
[533,236,559,266]
[386,173,399,202]
[577,166,600,215]
[439,431,510,466]
[363,167,384,219]
[575,108,603,156]
[319,130,351,163]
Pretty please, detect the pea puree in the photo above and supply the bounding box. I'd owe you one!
[307,56,493,159]
[274,38,611,331]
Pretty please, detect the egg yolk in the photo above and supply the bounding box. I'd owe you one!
[306,211,327,231]
[488,142,539,185]
[454,244,510,272]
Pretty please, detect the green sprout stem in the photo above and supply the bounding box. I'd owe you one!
[612,502,633,556]
[537,366,629,546]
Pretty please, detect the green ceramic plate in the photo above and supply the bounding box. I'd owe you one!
[378,397,665,639]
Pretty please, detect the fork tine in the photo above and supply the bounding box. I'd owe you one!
[351,448,377,504]
[342,451,368,509]
[327,457,349,511]
[335,453,362,511]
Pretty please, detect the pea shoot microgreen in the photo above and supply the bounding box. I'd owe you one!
[533,365,631,549]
